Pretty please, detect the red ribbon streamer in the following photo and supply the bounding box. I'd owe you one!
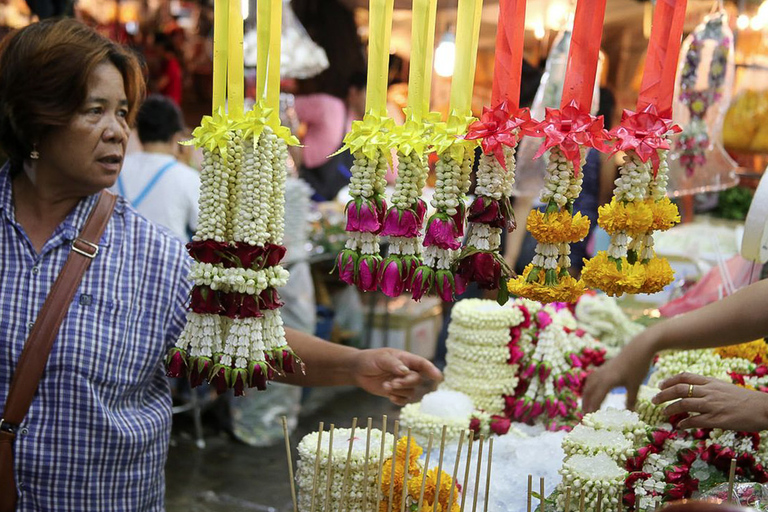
[465,100,534,167]
[491,0,528,109]
[560,0,608,112]
[637,0,688,117]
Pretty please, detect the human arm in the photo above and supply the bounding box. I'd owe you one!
[276,327,443,405]
[653,372,768,431]
[582,278,768,412]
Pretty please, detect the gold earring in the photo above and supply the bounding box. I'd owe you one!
[30,145,39,160]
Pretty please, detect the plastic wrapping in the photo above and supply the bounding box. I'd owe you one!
[512,29,602,198]
[698,482,768,510]
[243,0,329,79]
[667,10,738,196]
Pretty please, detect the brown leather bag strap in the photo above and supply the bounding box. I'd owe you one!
[2,190,117,427]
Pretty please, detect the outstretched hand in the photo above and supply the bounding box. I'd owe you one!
[350,348,443,406]
[654,372,768,431]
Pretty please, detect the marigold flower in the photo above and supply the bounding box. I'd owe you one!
[647,197,681,232]
[597,199,653,237]
[638,257,675,294]
[508,265,585,303]
[715,340,768,363]
[526,210,591,244]
[581,252,646,297]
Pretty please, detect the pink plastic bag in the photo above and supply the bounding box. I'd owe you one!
[659,255,761,317]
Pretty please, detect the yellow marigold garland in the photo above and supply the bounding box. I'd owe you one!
[379,437,423,508]
[406,467,460,512]
[715,339,768,363]
[526,210,592,244]
[508,264,585,304]
[597,199,653,237]
[638,256,675,294]
[647,197,681,232]
[581,252,645,297]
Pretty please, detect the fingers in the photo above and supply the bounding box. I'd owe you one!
[659,372,711,390]
[677,413,716,430]
[653,382,705,404]
[582,372,610,413]
[626,384,640,412]
[663,398,709,417]
[394,351,443,383]
[388,394,411,406]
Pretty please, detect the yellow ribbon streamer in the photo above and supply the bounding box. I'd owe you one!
[227,0,245,118]
[267,0,282,114]
[449,0,483,116]
[422,0,438,115]
[212,0,229,113]
[408,0,430,120]
[365,0,395,116]
[256,0,270,101]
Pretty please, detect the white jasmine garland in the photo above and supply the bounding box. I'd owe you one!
[268,134,288,244]
[399,402,472,445]
[450,299,525,330]
[345,232,380,255]
[348,151,388,199]
[466,224,503,252]
[562,425,634,462]
[431,153,472,215]
[422,245,456,270]
[557,453,627,512]
[649,350,732,387]
[581,408,648,445]
[391,151,428,210]
[195,139,235,242]
[176,312,224,358]
[635,386,669,427]
[575,295,644,357]
[540,147,585,208]
[189,262,290,295]
[388,236,421,256]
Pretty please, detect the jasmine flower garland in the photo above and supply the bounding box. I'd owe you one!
[563,425,634,463]
[581,408,649,446]
[556,453,627,512]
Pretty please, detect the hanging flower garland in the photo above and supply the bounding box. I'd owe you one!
[167,103,303,395]
[411,112,478,302]
[508,101,611,303]
[677,13,731,177]
[582,106,680,296]
[457,102,533,299]
[333,113,393,292]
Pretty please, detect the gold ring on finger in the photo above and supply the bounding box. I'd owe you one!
[687,384,694,398]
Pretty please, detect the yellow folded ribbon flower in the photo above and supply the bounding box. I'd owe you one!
[431,109,479,162]
[526,210,591,244]
[597,199,654,237]
[581,251,646,297]
[335,110,395,161]
[646,197,681,232]
[184,107,232,154]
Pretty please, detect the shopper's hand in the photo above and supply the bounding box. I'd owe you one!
[350,348,443,406]
[582,332,657,413]
[654,372,768,431]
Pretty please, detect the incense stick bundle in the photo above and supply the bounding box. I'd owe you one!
[483,438,493,512]
[324,425,336,512]
[339,417,358,512]
[401,428,413,512]
[417,433,434,510]
[435,426,448,511]
[377,415,388,504]
[387,421,400,512]
[460,435,475,512]
[363,418,373,510]
[281,416,298,512]
[448,430,466,511]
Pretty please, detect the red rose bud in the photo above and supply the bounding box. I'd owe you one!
[232,368,248,396]
[209,366,231,394]
[568,353,583,368]
[757,365,768,377]
[666,483,688,501]
[345,199,361,232]
[230,244,264,269]
[264,244,287,268]
[415,199,428,224]
[519,306,532,328]
[435,270,466,302]
[457,252,502,291]
[468,196,504,227]
[401,256,420,291]
[423,215,461,250]
[536,311,553,328]
[538,363,552,382]
[651,429,673,447]
[507,343,525,365]
[248,361,268,391]
[189,356,213,388]
[347,199,385,234]
[411,266,434,301]
[165,348,188,378]
[529,401,545,419]
[282,349,300,374]
[258,288,283,310]
[187,239,227,264]
[668,413,690,429]
[190,285,222,314]
[451,203,466,238]
[380,208,420,238]
[625,472,652,488]
[490,416,511,436]
[356,255,381,292]
[335,249,359,286]
[469,417,482,434]
[220,292,244,319]
[378,256,407,297]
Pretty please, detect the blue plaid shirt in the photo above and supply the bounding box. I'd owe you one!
[0,165,191,511]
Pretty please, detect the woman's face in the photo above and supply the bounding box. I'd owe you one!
[36,62,130,196]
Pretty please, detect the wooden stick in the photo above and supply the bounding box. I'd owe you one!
[363,418,373,511]
[471,435,484,512]
[483,438,493,512]
[527,475,532,512]
[377,415,388,504]
[323,424,335,512]
[579,488,585,512]
[281,416,299,512]
[418,433,435,511]
[387,420,400,512]
[448,430,466,511]
[339,418,358,512]
[401,429,413,512]
[539,477,545,512]
[310,422,325,512]
[728,457,737,504]
[563,487,571,512]
[617,485,622,512]
[596,489,603,512]
[435,426,448,512]
[460,434,475,512]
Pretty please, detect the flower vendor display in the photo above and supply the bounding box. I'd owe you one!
[508,0,611,304]
[412,0,483,303]
[296,427,395,511]
[458,0,530,300]
[333,0,395,293]
[166,0,302,395]
[378,0,437,298]
[573,293,645,358]
[582,0,686,297]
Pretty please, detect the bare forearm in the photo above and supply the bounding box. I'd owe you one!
[648,279,768,353]
[275,328,360,387]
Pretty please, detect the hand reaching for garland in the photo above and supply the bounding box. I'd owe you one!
[654,372,768,432]
[350,348,443,406]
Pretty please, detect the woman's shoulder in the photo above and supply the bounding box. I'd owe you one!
[114,196,189,263]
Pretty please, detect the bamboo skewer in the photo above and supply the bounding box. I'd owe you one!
[617,485,623,512]
[435,426,448,512]
[448,430,466,511]
[281,416,299,512]
[460,435,475,512]
[324,424,336,512]
[527,475,532,512]
[377,416,388,504]
[539,477,545,512]
[401,429,413,512]
[579,488,585,512]
[310,422,325,512]
[471,435,484,512]
[363,418,373,511]
[417,433,435,511]
[339,417,358,512]
[564,487,572,512]
[387,420,400,512]
[596,489,603,512]
[728,458,737,504]
[483,437,493,512]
